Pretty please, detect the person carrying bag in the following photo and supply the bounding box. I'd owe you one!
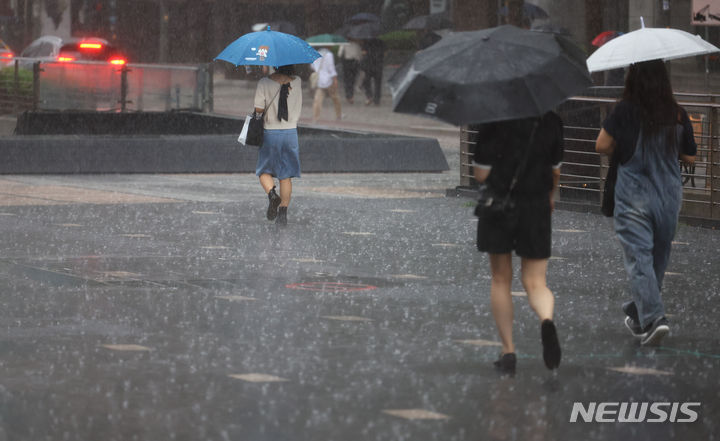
[238,88,281,147]
[475,121,538,218]
[251,65,303,226]
[471,112,564,374]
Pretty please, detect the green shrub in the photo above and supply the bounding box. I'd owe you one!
[379,30,417,51]
[0,67,33,97]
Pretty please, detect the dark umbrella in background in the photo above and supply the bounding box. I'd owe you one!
[269,21,298,35]
[499,2,549,20]
[344,21,382,40]
[531,23,571,36]
[345,12,381,25]
[403,11,453,31]
[388,25,591,125]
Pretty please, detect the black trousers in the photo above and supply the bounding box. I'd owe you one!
[362,68,383,105]
[342,59,359,100]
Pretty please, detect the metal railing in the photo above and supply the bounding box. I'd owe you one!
[0,59,213,115]
[459,90,720,222]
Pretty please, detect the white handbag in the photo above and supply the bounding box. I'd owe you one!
[237,114,252,145]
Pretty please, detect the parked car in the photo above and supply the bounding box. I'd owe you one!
[0,39,15,67]
[19,36,127,65]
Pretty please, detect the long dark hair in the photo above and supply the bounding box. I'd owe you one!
[275,65,295,76]
[622,59,678,135]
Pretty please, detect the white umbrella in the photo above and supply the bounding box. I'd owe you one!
[586,19,720,72]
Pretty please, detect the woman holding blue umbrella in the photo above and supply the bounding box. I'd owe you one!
[253,64,302,226]
[215,27,321,226]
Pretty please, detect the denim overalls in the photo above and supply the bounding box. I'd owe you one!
[613,127,683,329]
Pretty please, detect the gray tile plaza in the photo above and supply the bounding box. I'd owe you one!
[0,76,719,440]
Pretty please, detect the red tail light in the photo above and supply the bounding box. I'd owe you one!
[80,42,103,50]
[109,57,126,65]
[58,56,75,62]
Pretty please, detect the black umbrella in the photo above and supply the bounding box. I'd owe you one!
[388,25,591,125]
[403,12,452,31]
[499,3,549,20]
[346,12,381,25]
[531,23,571,36]
[344,21,382,40]
[269,21,298,35]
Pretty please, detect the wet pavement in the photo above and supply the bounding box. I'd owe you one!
[0,171,718,441]
[1,73,719,440]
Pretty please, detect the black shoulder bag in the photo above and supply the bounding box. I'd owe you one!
[475,120,539,218]
[246,85,283,147]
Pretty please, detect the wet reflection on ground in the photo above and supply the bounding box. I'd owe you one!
[0,174,717,440]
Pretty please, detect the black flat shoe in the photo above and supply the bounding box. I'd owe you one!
[493,352,516,373]
[541,319,561,370]
[266,188,281,220]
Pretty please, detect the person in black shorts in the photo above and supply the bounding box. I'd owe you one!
[471,111,564,373]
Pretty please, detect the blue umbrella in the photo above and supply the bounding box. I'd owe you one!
[215,27,321,67]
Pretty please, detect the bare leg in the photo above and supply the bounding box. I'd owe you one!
[520,258,554,322]
[278,178,292,207]
[259,174,275,193]
[490,253,514,354]
[312,88,324,121]
[522,257,561,369]
[329,83,342,119]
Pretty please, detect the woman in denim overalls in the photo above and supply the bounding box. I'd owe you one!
[596,60,697,346]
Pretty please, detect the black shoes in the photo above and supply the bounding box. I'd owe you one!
[493,353,516,374]
[265,186,288,226]
[492,320,560,373]
[623,303,670,345]
[276,206,287,226]
[640,316,670,346]
[623,302,646,338]
[541,319,561,370]
[266,187,281,220]
[624,316,647,338]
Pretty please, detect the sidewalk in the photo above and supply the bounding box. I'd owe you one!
[211,68,460,141]
[212,70,464,182]
[0,172,718,441]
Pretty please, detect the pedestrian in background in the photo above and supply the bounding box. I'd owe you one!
[472,112,564,374]
[253,64,303,226]
[360,38,385,106]
[338,39,362,104]
[595,59,696,345]
[311,46,342,122]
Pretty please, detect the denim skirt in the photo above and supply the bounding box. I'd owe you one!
[255,128,301,180]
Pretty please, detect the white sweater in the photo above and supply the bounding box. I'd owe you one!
[253,76,302,130]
